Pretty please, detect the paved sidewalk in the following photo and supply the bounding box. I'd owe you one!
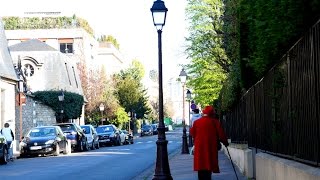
[134,149,247,180]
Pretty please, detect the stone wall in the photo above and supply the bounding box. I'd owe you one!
[15,94,56,140]
[256,153,320,180]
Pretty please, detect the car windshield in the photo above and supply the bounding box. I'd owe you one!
[143,125,151,129]
[58,124,76,132]
[28,127,55,137]
[81,126,91,134]
[96,126,113,133]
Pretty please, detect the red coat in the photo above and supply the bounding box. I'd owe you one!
[190,115,228,173]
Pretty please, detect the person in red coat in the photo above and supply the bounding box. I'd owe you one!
[190,105,229,180]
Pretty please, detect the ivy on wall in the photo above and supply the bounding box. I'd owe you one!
[33,90,84,120]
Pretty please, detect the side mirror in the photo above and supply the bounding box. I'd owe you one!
[82,128,86,133]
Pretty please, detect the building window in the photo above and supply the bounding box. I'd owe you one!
[24,63,35,77]
[60,43,73,54]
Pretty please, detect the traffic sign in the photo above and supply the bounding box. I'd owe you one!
[190,103,197,110]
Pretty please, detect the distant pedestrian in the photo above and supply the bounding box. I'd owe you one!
[1,123,14,161]
[190,105,229,180]
[191,108,201,127]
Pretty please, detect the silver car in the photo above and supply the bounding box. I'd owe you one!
[81,125,99,150]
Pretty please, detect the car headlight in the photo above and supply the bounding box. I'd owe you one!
[45,140,55,145]
[20,141,27,147]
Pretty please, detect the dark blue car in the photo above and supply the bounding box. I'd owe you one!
[56,123,89,152]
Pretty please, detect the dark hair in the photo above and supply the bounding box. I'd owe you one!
[193,109,200,114]
[4,123,9,128]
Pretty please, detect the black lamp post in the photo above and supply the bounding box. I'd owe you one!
[151,1,172,180]
[179,68,189,154]
[186,89,193,147]
[99,103,105,125]
[58,89,64,123]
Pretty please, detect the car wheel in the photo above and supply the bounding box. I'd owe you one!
[78,140,84,152]
[115,136,120,146]
[84,139,89,151]
[91,141,96,150]
[96,141,100,149]
[54,144,60,156]
[0,147,8,164]
[63,141,71,155]
[120,137,123,146]
[19,152,26,158]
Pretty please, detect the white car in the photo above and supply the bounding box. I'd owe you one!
[118,130,126,145]
[81,125,99,150]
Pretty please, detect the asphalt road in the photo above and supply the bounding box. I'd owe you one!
[0,128,182,180]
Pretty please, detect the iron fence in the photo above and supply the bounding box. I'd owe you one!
[221,19,320,166]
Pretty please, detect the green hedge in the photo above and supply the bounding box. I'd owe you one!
[33,90,84,120]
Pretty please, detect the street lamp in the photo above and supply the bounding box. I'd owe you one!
[58,89,64,123]
[150,1,172,180]
[186,89,193,147]
[99,103,105,125]
[179,68,189,154]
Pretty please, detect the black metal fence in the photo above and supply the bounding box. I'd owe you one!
[221,19,320,166]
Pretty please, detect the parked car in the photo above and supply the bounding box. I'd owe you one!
[121,130,134,145]
[56,123,89,152]
[0,134,8,164]
[118,130,126,145]
[19,126,70,157]
[96,125,122,146]
[80,125,99,150]
[151,124,158,135]
[141,125,153,136]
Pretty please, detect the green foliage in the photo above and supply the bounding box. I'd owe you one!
[185,0,229,107]
[233,0,320,83]
[218,0,320,110]
[186,0,232,73]
[218,63,242,111]
[33,90,84,120]
[97,35,120,50]
[114,60,150,118]
[2,15,94,36]
[185,56,227,107]
[108,107,128,128]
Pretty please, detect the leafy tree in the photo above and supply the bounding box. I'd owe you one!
[114,60,150,120]
[185,0,229,107]
[108,107,129,129]
[186,0,231,73]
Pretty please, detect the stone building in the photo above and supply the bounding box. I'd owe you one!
[8,39,85,143]
[0,18,19,153]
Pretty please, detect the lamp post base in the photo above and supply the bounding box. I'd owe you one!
[181,126,189,154]
[188,133,193,147]
[153,127,173,180]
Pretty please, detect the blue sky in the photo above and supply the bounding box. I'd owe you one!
[0,0,189,84]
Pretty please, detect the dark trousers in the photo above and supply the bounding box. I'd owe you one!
[198,170,212,180]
